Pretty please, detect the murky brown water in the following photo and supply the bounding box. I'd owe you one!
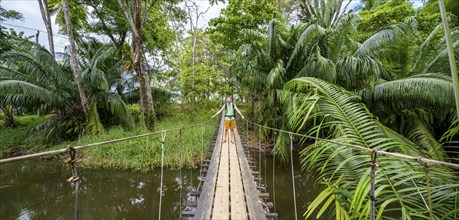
[0,159,199,219]
[253,152,324,220]
[0,154,321,219]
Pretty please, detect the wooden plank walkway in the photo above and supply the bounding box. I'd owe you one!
[192,117,266,220]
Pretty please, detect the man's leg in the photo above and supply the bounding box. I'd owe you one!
[230,120,236,143]
[222,128,228,142]
[222,120,229,142]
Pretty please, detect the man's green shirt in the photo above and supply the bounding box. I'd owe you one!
[224,103,237,120]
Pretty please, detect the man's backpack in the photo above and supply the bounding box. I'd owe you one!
[224,103,236,119]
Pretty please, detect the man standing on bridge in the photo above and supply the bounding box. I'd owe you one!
[211,95,245,143]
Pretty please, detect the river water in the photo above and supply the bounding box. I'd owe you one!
[0,154,322,219]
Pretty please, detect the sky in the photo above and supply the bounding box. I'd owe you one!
[1,0,424,53]
[1,0,226,52]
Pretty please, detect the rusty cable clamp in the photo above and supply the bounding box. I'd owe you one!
[64,146,79,182]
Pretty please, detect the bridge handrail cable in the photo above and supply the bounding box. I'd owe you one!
[243,118,459,170]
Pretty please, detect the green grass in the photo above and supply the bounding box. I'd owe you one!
[0,104,222,171]
[51,106,218,171]
[0,115,48,157]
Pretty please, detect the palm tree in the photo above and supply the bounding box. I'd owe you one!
[234,12,382,158]
[0,42,131,141]
[282,77,458,219]
[75,39,133,133]
[357,20,459,159]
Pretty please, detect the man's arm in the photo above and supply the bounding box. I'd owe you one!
[236,107,245,119]
[211,106,224,118]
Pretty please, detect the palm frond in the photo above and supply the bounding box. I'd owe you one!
[421,31,459,75]
[327,13,358,63]
[272,130,290,161]
[409,23,444,74]
[2,48,70,88]
[337,55,387,90]
[354,23,409,56]
[440,119,459,144]
[105,93,133,130]
[286,23,325,70]
[267,19,279,62]
[85,102,104,135]
[360,73,455,112]
[266,60,286,88]
[404,114,448,161]
[0,79,60,104]
[90,45,115,69]
[81,68,109,92]
[296,50,336,82]
[0,66,33,82]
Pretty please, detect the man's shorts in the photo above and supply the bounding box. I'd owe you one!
[224,119,236,130]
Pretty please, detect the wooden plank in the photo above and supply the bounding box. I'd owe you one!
[234,128,267,220]
[211,135,230,219]
[182,211,195,217]
[230,138,248,219]
[192,115,224,220]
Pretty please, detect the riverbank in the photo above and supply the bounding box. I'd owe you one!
[0,115,48,158]
[0,106,218,171]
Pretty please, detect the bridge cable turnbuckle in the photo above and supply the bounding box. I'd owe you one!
[64,145,79,182]
[417,157,434,220]
[370,148,379,220]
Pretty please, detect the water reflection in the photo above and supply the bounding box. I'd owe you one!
[253,152,326,220]
[0,159,198,219]
[1,153,323,219]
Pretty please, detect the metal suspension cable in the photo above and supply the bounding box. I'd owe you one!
[0,119,212,165]
[64,147,80,219]
[201,124,205,169]
[289,132,298,220]
[158,131,167,220]
[198,124,205,189]
[370,149,378,220]
[243,119,459,170]
[264,129,267,187]
[179,128,183,218]
[273,153,277,213]
[74,181,80,220]
[272,130,277,214]
[418,159,434,220]
[258,125,262,186]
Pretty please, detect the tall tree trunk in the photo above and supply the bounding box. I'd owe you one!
[191,33,196,90]
[118,0,156,130]
[62,0,89,118]
[169,7,184,102]
[185,1,210,93]
[37,0,55,57]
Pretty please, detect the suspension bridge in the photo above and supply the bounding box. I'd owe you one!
[1,114,459,220]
